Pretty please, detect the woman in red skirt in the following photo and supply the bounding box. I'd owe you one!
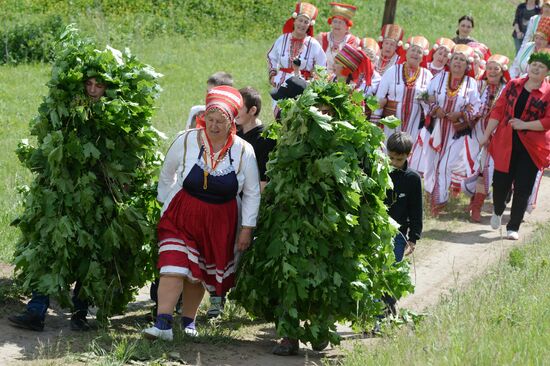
[144,86,261,341]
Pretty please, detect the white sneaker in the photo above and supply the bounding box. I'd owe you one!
[490,214,502,230]
[507,230,519,240]
[143,326,173,341]
[183,327,199,337]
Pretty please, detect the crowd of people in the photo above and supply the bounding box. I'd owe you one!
[8,0,550,358]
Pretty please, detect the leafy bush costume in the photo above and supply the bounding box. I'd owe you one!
[13,26,163,319]
[233,77,413,345]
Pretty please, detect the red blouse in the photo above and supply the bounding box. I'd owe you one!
[489,77,550,172]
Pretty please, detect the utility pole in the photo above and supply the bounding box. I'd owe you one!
[382,0,398,25]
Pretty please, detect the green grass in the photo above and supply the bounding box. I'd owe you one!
[340,223,550,365]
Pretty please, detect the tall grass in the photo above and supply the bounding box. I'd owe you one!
[341,224,550,365]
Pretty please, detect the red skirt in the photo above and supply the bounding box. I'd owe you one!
[157,188,238,295]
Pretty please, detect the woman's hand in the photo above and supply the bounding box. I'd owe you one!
[447,111,463,122]
[237,227,254,251]
[509,118,527,130]
[434,107,446,119]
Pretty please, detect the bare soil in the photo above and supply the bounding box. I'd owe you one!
[1,173,549,366]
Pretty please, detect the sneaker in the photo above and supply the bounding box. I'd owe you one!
[206,296,224,319]
[507,230,519,240]
[183,326,199,337]
[272,337,299,356]
[8,310,44,331]
[490,213,502,230]
[142,326,173,341]
[70,313,92,331]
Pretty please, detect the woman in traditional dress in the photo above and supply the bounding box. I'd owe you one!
[267,2,326,91]
[359,37,382,96]
[513,0,541,53]
[462,54,510,222]
[424,44,481,215]
[316,2,360,74]
[143,86,261,341]
[427,38,455,77]
[468,42,491,80]
[511,16,550,78]
[479,49,550,240]
[375,24,404,76]
[375,36,433,172]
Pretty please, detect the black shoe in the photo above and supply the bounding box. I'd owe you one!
[70,313,91,331]
[8,310,45,331]
[311,339,329,351]
[272,337,299,356]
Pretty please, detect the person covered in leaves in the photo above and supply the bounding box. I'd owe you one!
[232,77,413,356]
[143,86,261,341]
[10,28,162,331]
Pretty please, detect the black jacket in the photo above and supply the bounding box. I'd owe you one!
[384,162,423,243]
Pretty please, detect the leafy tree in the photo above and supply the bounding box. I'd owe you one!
[232,76,413,346]
[13,26,163,319]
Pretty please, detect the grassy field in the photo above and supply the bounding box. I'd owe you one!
[341,224,550,365]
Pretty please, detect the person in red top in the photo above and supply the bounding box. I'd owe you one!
[479,49,550,240]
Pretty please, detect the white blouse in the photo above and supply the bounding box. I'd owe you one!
[157,129,261,227]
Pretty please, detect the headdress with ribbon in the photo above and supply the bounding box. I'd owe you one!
[328,2,357,27]
[335,44,374,86]
[282,2,319,37]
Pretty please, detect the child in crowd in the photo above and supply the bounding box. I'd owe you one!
[383,131,423,315]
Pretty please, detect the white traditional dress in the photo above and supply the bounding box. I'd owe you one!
[423,71,481,207]
[375,64,433,171]
[462,79,505,196]
[318,31,361,73]
[427,62,446,77]
[358,69,381,97]
[375,53,400,76]
[267,33,327,90]
[510,41,536,79]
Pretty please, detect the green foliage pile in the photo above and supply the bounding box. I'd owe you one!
[232,77,413,346]
[12,26,163,319]
[0,16,66,65]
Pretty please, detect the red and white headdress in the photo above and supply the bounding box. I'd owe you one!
[468,42,491,67]
[205,85,243,122]
[428,37,455,63]
[485,54,511,81]
[535,15,550,42]
[283,2,319,37]
[451,44,475,64]
[328,2,357,27]
[361,37,381,60]
[403,36,430,55]
[378,24,404,47]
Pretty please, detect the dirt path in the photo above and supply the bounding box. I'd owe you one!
[1,173,549,366]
